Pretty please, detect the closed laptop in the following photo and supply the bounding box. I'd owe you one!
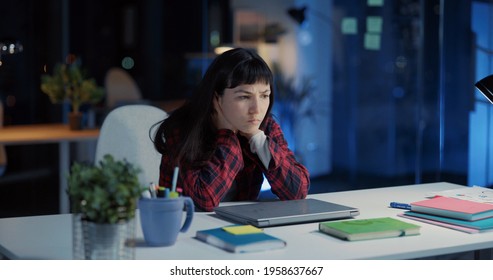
[213,198,360,227]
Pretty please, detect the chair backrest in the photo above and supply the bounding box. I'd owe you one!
[104,67,143,108]
[95,104,168,186]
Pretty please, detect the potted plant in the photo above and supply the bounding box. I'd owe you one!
[272,63,315,153]
[40,62,104,130]
[67,154,145,259]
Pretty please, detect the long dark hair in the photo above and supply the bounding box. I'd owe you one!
[154,48,274,167]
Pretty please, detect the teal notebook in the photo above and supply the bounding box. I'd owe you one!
[196,226,286,253]
[319,217,420,241]
[402,211,493,231]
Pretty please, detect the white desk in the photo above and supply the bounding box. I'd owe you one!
[0,124,99,213]
[1,182,492,260]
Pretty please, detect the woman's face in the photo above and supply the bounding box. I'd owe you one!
[217,82,271,135]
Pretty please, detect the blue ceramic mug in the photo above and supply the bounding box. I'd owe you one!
[138,196,194,246]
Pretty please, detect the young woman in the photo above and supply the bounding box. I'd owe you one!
[154,48,310,211]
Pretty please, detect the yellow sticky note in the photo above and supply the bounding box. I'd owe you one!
[222,225,263,235]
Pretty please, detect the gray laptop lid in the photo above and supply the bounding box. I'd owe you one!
[213,198,360,227]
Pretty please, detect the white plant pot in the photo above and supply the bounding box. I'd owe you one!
[72,215,135,260]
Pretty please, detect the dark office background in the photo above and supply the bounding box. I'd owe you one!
[0,0,491,217]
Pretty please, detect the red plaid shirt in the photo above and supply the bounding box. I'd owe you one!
[158,116,310,211]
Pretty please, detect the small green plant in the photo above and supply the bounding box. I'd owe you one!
[272,62,315,114]
[67,154,145,224]
[40,62,104,114]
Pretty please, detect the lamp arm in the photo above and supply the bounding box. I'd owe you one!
[476,44,493,55]
[309,9,336,27]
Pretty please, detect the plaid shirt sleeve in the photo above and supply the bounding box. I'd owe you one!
[159,129,244,212]
[260,117,310,200]
[159,117,310,211]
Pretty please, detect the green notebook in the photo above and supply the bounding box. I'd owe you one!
[319,217,420,241]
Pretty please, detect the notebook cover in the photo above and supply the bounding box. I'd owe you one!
[319,217,420,241]
[398,213,480,234]
[410,196,493,221]
[195,227,286,253]
[402,211,493,231]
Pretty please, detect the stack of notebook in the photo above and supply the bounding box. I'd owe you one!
[399,196,493,233]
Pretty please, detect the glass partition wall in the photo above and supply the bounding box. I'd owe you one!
[326,0,474,190]
[317,0,492,191]
[469,0,493,187]
[329,0,439,190]
[238,0,486,192]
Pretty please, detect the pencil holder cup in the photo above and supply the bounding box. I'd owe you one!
[138,196,194,246]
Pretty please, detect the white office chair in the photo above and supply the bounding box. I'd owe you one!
[95,104,168,187]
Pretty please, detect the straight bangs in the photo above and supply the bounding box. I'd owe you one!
[227,58,272,88]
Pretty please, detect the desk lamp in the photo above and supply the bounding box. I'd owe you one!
[287,6,306,25]
[475,74,493,104]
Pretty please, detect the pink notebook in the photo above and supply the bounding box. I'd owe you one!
[410,196,493,221]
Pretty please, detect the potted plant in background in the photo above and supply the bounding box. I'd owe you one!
[68,154,145,259]
[40,62,104,130]
[272,63,315,154]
